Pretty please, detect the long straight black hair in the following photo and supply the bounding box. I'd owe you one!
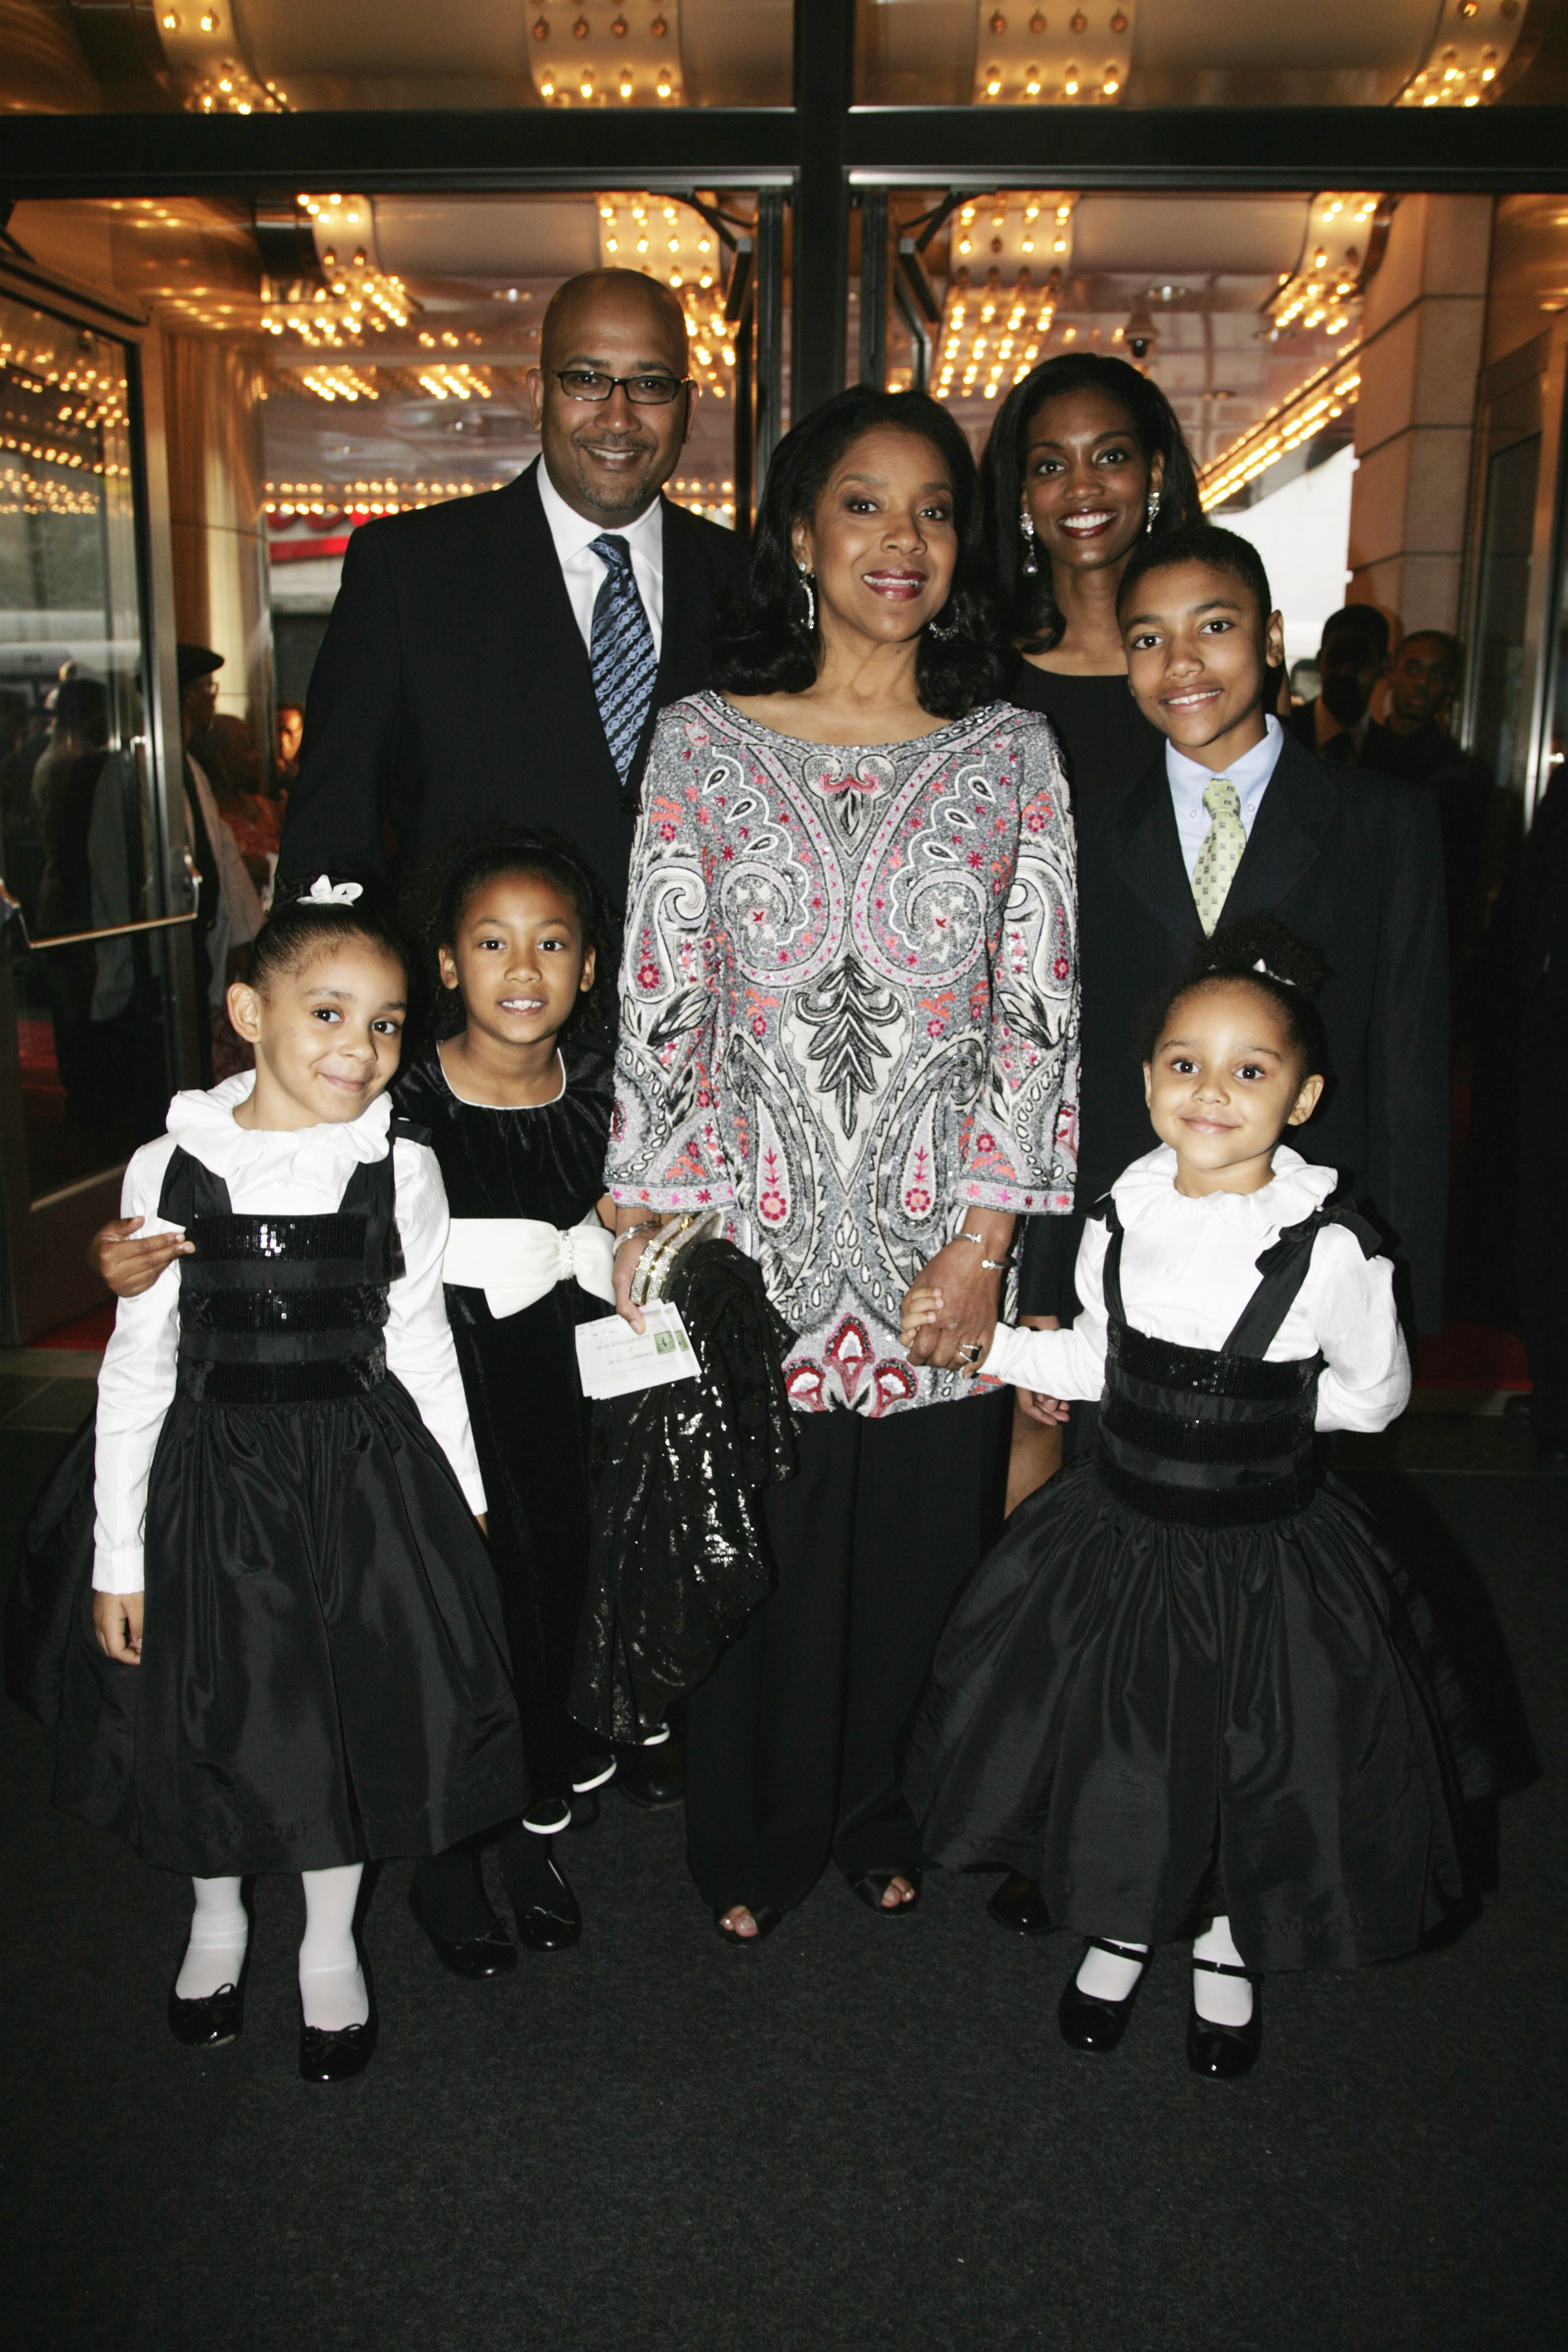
[711,385,1005,720]
[982,352,1203,655]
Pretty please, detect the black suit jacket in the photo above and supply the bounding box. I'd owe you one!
[1047,727,1450,1330]
[278,461,749,911]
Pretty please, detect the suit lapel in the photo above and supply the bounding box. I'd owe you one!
[1220,729,1328,923]
[1109,753,1201,945]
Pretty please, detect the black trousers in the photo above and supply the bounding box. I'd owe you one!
[684,1390,1012,1915]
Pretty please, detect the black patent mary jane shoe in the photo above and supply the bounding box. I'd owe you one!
[715,1904,783,1947]
[167,1974,244,2049]
[1186,1959,1262,2080]
[987,1872,1054,1937]
[408,1883,517,1980]
[507,1852,583,1953]
[299,2007,378,2085]
[1058,1938,1150,2054]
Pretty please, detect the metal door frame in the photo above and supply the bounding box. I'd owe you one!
[0,262,199,1341]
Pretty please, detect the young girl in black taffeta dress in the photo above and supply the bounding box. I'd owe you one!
[56,879,525,2083]
[396,833,629,1970]
[901,920,1469,2078]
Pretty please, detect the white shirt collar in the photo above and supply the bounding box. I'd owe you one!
[535,459,664,573]
[1112,1140,1337,1231]
[1165,712,1283,813]
[165,1070,393,1189]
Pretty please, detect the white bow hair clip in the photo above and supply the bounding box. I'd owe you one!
[304,874,363,906]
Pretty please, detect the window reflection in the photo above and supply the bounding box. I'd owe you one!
[0,294,168,1200]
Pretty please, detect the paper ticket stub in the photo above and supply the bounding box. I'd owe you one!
[574,1302,698,1400]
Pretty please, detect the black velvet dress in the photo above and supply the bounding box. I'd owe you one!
[904,1203,1468,1974]
[392,1038,616,1814]
[47,1134,527,1877]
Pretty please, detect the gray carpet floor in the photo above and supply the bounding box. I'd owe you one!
[1,1428,1561,2352]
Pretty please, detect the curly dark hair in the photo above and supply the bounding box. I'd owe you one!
[982,352,1203,656]
[248,875,410,997]
[403,825,617,1043]
[1143,916,1330,1085]
[710,385,1005,720]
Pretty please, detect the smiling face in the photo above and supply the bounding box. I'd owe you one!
[527,272,694,527]
[1123,558,1286,771]
[791,425,958,653]
[438,869,595,1055]
[228,939,407,1132]
[1144,979,1324,1196]
[1021,385,1164,581]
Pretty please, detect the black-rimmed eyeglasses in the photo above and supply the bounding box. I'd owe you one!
[552,368,693,406]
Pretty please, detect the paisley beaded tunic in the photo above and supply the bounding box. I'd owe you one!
[607,694,1081,1416]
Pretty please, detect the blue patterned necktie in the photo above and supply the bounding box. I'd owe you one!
[589,533,658,784]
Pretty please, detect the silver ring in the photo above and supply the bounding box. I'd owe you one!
[958,1341,983,1364]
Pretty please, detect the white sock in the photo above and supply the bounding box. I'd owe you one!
[1076,1937,1149,2002]
[298,1864,368,2033]
[175,1876,248,2001]
[1192,1914,1254,2026]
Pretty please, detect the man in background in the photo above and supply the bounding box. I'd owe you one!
[1364,629,1494,975]
[1286,603,1390,763]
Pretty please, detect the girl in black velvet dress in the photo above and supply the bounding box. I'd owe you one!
[399,834,622,1970]
[902,924,1468,2080]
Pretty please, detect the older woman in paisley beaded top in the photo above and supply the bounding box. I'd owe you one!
[607,387,1079,1942]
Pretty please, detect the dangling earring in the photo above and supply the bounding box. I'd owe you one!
[796,562,817,633]
[926,606,958,642]
[1019,506,1039,575]
[1145,489,1163,531]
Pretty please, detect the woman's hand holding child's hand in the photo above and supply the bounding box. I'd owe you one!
[93,1590,143,1664]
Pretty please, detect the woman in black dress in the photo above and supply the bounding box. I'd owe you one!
[979,355,1203,1931]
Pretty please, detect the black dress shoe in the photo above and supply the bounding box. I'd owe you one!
[1058,1938,1150,2053]
[1186,1959,1263,2078]
[570,1748,617,1795]
[715,1904,784,1946]
[299,2008,377,2084]
[408,1882,517,1980]
[615,1744,685,1810]
[987,1872,1054,1936]
[850,1869,922,1915]
[167,1974,244,2048]
[504,1852,583,1952]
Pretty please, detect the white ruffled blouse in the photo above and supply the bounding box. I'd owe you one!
[982,1144,1411,1434]
[92,1074,486,1593]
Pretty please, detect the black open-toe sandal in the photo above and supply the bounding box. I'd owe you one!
[850,1869,922,1916]
[714,1904,783,1946]
[1058,1937,1150,2053]
[1186,1957,1263,2079]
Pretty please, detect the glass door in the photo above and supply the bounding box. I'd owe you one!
[0,289,189,1341]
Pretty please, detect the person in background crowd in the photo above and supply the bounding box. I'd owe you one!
[607,386,1079,1946]
[185,696,269,1082]
[1285,604,1390,762]
[276,700,304,787]
[276,267,748,919]
[189,712,282,906]
[1362,630,1494,985]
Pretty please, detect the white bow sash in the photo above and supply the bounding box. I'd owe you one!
[442,1213,617,1320]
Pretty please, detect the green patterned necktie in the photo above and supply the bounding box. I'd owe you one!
[1190,774,1245,936]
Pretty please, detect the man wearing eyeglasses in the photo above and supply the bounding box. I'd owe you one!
[277,267,747,911]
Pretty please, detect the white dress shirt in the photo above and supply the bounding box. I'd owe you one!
[536,461,664,659]
[982,1143,1410,1434]
[1166,713,1284,881]
[92,1075,487,1592]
